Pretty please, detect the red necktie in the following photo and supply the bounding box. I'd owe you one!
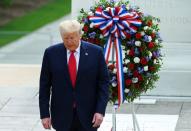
[68,51,77,88]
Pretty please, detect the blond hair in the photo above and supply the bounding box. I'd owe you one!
[59,20,82,35]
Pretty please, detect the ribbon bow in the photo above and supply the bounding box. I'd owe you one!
[89,6,142,105]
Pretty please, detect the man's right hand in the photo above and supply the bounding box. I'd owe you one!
[41,117,51,129]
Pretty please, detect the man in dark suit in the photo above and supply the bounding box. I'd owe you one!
[39,20,109,131]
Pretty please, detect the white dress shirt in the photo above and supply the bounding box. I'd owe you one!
[67,41,81,71]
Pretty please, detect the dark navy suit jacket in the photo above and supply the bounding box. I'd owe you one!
[39,41,109,131]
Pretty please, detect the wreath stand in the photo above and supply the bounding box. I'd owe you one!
[110,44,141,131]
[111,103,140,131]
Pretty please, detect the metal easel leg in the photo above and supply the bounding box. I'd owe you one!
[112,105,117,131]
[131,102,141,131]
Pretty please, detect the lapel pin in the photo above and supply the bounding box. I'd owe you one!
[85,52,88,56]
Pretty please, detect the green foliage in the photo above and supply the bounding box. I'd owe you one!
[0,0,13,7]
[0,0,71,47]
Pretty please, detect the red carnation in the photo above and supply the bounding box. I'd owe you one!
[115,7,120,13]
[151,33,156,38]
[133,70,139,77]
[112,91,117,97]
[149,66,155,71]
[140,57,147,65]
[129,63,135,70]
[148,42,155,49]
[140,47,143,52]
[126,33,131,39]
[125,79,132,86]
[147,20,153,27]
[108,64,115,70]
[83,25,89,32]
[135,33,142,39]
[95,39,100,45]
[129,49,135,56]
[138,75,143,81]
[88,38,94,43]
[135,83,140,88]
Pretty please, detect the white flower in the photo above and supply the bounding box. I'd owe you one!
[153,59,157,64]
[88,11,94,16]
[144,26,149,31]
[148,51,152,58]
[123,67,128,73]
[132,77,138,83]
[126,50,130,55]
[152,30,156,33]
[134,57,140,63]
[113,68,117,74]
[148,36,152,42]
[135,41,141,46]
[112,82,117,87]
[153,20,158,25]
[141,31,145,36]
[124,59,130,64]
[144,66,148,71]
[155,39,159,44]
[90,23,94,28]
[124,88,130,93]
[121,45,125,50]
[81,31,84,34]
[122,52,125,59]
[100,34,103,39]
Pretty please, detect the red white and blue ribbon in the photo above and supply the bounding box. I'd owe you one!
[89,6,141,106]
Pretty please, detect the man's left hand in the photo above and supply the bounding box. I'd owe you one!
[92,113,103,128]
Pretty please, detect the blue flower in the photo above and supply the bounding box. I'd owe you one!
[156,32,163,42]
[128,91,132,96]
[138,67,144,74]
[134,48,140,56]
[83,18,88,23]
[146,56,150,61]
[127,39,135,46]
[152,51,161,58]
[89,32,96,38]
[110,76,116,83]
[110,0,117,3]
[127,71,133,77]
[156,50,161,57]
[143,35,150,42]
[156,32,160,38]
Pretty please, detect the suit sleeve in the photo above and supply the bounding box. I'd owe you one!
[96,48,109,116]
[39,49,52,119]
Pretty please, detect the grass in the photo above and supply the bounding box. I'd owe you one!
[0,0,71,47]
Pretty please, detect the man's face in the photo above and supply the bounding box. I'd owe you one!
[62,31,81,51]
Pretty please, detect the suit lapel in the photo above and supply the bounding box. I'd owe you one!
[76,41,88,86]
[60,44,73,87]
